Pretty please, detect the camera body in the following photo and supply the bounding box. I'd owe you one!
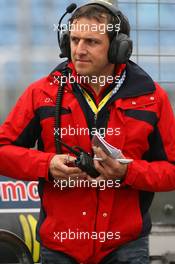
[75,152,100,178]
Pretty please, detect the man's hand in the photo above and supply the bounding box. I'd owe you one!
[49,154,87,181]
[92,146,128,182]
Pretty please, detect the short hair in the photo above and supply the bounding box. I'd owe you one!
[69,4,131,39]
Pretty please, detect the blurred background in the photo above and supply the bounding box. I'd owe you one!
[0,1,175,262]
[0,0,175,123]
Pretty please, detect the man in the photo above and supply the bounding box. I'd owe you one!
[0,1,175,264]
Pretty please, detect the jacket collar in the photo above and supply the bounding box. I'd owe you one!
[117,60,156,98]
[49,59,156,99]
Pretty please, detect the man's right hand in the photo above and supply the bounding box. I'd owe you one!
[49,154,87,181]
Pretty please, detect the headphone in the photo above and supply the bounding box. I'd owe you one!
[57,1,133,64]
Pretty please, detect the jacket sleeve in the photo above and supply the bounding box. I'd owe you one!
[124,84,175,191]
[0,83,55,181]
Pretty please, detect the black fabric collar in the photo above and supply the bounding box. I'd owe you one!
[50,60,69,75]
[116,60,156,99]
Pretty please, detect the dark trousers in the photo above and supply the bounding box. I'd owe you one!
[40,236,149,264]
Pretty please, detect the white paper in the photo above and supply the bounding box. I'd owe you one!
[92,132,123,159]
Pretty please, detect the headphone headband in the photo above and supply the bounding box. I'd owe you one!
[74,0,120,18]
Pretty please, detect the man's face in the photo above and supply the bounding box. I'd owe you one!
[70,17,113,77]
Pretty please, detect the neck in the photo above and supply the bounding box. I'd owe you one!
[89,82,103,95]
[89,65,115,95]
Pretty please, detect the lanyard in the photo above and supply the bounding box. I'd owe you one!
[81,88,112,114]
[78,70,126,115]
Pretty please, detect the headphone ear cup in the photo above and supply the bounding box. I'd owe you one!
[108,33,133,64]
[59,31,71,59]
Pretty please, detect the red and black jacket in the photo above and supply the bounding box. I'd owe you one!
[0,60,175,264]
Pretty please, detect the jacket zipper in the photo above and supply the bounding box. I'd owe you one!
[94,113,97,127]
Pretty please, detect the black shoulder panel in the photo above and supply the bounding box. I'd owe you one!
[50,60,69,75]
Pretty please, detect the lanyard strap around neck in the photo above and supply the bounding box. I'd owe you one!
[78,70,126,115]
[81,89,112,114]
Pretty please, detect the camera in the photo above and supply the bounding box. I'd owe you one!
[75,152,100,178]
